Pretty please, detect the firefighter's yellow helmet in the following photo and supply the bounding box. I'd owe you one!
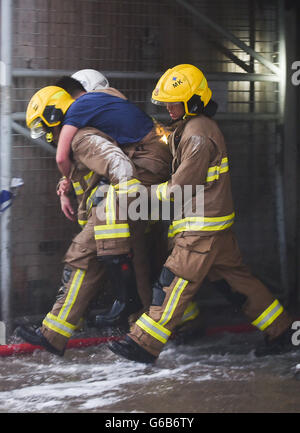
[26,86,74,139]
[151,64,212,116]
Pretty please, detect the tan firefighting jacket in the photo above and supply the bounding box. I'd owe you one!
[69,125,172,229]
[61,126,171,308]
[155,114,235,238]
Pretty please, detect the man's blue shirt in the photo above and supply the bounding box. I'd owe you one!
[63,92,153,146]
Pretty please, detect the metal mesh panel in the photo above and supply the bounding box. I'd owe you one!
[3,0,285,320]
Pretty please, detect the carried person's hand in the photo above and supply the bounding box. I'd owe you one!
[57,177,72,196]
[60,193,76,221]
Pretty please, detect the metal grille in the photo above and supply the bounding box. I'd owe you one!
[1,0,289,325]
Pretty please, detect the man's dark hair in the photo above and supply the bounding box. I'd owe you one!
[55,76,86,98]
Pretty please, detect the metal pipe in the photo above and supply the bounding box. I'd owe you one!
[207,73,279,82]
[11,122,56,155]
[278,0,286,122]
[273,0,289,302]
[12,68,163,79]
[0,0,13,337]
[12,68,280,82]
[174,0,280,76]
[152,112,280,121]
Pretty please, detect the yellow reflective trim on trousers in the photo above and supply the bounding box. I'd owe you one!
[180,301,200,325]
[72,181,84,196]
[106,184,116,225]
[94,223,130,239]
[168,212,235,237]
[58,269,86,322]
[42,312,77,338]
[251,299,284,331]
[156,181,169,202]
[75,317,85,331]
[136,313,171,344]
[206,157,229,182]
[159,278,189,327]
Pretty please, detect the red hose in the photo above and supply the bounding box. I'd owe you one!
[0,323,256,357]
[205,322,256,336]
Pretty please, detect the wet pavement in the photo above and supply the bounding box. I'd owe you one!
[1,330,300,413]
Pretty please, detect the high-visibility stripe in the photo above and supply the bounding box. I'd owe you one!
[156,157,229,202]
[180,301,200,325]
[58,269,86,322]
[156,181,169,202]
[206,157,229,182]
[168,212,235,237]
[72,181,84,196]
[114,178,140,190]
[117,187,140,195]
[106,184,116,225]
[86,186,98,215]
[84,171,94,186]
[42,313,77,338]
[114,178,141,195]
[75,317,85,331]
[93,183,131,240]
[78,219,87,228]
[136,313,171,344]
[251,299,284,331]
[94,224,130,239]
[159,278,189,326]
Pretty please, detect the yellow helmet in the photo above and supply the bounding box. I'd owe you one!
[151,64,212,116]
[26,86,74,139]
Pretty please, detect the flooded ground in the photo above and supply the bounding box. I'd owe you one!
[1,330,300,414]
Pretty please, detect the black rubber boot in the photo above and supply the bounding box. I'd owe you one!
[254,327,297,357]
[94,299,127,328]
[16,326,65,356]
[108,335,157,364]
[94,254,142,329]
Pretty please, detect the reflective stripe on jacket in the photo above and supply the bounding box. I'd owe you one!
[155,115,235,237]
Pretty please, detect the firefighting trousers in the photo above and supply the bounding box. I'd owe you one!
[40,214,107,352]
[93,182,140,257]
[129,229,292,357]
[40,207,156,352]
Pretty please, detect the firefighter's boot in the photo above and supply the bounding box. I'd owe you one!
[254,326,297,357]
[16,325,65,356]
[94,254,142,329]
[108,335,157,364]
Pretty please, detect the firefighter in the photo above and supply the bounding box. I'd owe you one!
[17,80,199,355]
[16,77,170,353]
[17,150,142,355]
[54,71,202,331]
[109,64,295,363]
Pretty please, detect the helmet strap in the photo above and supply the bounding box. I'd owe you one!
[186,94,204,115]
[46,131,54,143]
